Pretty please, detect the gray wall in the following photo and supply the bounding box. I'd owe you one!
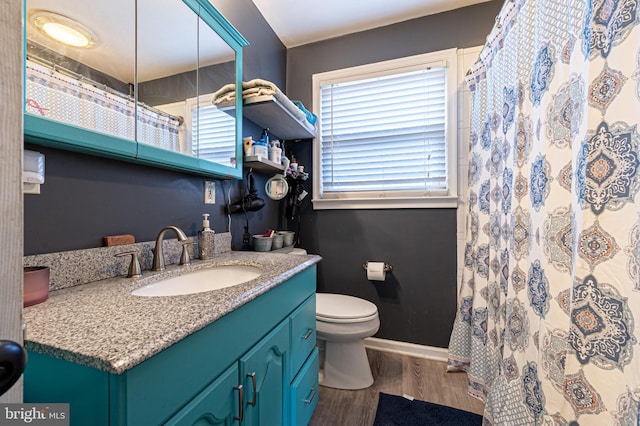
[285,1,502,347]
[24,0,286,255]
[138,60,236,107]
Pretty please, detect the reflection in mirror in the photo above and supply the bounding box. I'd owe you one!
[136,0,198,153]
[138,1,237,167]
[25,0,241,171]
[196,14,237,167]
[265,174,289,200]
[25,0,136,141]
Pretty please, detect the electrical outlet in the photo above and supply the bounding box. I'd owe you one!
[204,181,215,204]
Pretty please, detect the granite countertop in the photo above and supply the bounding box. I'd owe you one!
[23,251,321,375]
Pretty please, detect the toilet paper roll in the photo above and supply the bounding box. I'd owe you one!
[367,261,386,281]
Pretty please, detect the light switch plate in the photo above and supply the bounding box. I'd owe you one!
[204,181,215,204]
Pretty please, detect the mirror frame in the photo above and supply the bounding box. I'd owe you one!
[23,0,249,179]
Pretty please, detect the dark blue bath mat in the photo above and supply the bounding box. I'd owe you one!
[373,393,483,426]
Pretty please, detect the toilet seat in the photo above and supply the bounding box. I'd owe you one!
[316,293,378,324]
[317,312,379,324]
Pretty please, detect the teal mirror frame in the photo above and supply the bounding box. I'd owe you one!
[23,0,249,179]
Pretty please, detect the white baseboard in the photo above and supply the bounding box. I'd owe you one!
[364,337,448,362]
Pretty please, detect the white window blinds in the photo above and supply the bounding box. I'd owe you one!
[319,66,448,197]
[192,104,235,165]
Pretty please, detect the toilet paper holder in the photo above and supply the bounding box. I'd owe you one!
[362,261,393,273]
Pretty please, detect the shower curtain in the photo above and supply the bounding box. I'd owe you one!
[448,0,640,424]
[26,59,181,151]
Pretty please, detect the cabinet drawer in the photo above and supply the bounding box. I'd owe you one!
[289,294,316,380]
[290,348,319,426]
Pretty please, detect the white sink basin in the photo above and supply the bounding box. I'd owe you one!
[132,265,262,297]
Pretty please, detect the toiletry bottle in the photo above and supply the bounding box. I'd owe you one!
[198,213,215,260]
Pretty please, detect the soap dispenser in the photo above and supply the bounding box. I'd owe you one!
[198,213,215,260]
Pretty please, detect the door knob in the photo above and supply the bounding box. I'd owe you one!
[0,340,27,396]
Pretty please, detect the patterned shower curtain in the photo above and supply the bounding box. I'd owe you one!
[448,0,640,424]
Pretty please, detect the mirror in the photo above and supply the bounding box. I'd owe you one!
[196,14,238,168]
[136,0,198,156]
[137,1,238,168]
[25,1,136,146]
[24,0,247,179]
[265,174,289,200]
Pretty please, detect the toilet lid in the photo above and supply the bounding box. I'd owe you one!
[316,293,378,320]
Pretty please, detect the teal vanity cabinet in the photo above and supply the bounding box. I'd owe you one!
[24,266,319,425]
[167,319,291,425]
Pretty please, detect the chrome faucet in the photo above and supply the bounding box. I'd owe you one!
[152,226,189,271]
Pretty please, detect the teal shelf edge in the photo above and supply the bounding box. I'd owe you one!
[25,114,137,160]
[136,144,242,179]
[25,115,243,179]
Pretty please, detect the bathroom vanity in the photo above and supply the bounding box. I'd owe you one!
[23,252,320,425]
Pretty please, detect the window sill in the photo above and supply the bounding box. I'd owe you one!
[312,196,458,210]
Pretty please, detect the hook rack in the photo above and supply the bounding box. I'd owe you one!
[362,262,393,273]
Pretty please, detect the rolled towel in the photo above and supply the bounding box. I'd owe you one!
[291,100,317,125]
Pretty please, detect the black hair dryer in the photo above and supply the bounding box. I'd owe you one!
[228,169,265,214]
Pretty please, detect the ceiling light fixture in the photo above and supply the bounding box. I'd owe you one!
[30,11,96,48]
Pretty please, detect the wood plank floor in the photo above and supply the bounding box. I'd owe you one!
[308,349,485,426]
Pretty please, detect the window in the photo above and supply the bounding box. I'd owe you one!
[312,49,458,209]
[187,95,236,166]
[154,94,236,166]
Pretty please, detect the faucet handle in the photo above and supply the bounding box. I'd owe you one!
[115,251,143,278]
[180,242,195,266]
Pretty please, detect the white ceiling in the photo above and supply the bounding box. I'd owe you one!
[25,0,492,83]
[250,0,493,48]
[27,0,234,83]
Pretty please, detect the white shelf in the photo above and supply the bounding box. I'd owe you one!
[243,95,317,140]
[243,155,284,173]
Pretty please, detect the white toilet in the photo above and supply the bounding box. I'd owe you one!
[286,247,380,389]
[316,293,380,390]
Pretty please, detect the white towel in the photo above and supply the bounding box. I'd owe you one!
[212,79,311,129]
[211,83,236,105]
[213,79,280,104]
[242,79,278,92]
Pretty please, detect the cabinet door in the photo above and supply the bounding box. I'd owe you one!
[290,348,319,426]
[289,295,316,381]
[165,363,241,426]
[240,320,289,426]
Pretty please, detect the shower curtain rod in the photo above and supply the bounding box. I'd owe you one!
[466,0,518,82]
[484,0,514,48]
